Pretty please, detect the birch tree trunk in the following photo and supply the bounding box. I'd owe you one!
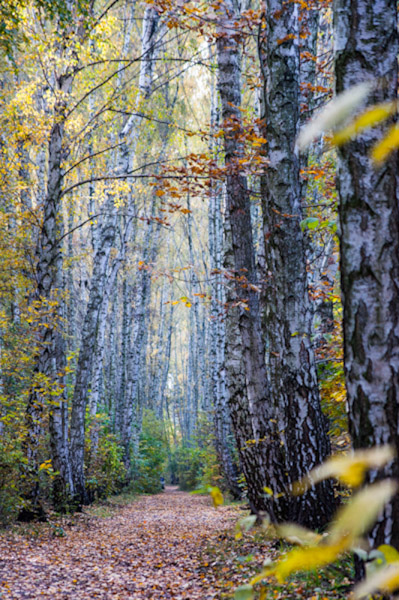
[70,199,118,503]
[216,0,289,521]
[158,305,173,417]
[209,192,240,498]
[69,6,161,504]
[22,1,86,512]
[186,194,199,437]
[107,287,119,428]
[122,217,161,470]
[259,0,335,528]
[334,0,399,547]
[223,222,254,502]
[208,69,240,497]
[115,275,130,435]
[24,69,75,513]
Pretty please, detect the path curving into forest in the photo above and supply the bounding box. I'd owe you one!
[0,488,239,599]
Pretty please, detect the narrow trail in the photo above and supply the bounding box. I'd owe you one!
[0,487,239,599]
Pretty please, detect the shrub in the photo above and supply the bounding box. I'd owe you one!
[86,418,126,501]
[131,410,167,494]
[169,415,230,492]
[0,436,25,524]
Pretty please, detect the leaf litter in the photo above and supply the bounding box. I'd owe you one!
[0,487,240,599]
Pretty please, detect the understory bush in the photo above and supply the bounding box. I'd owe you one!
[169,415,229,492]
[86,415,126,501]
[172,444,203,490]
[131,410,167,494]
[0,436,25,524]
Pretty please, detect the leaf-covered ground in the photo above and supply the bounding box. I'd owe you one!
[0,487,241,599]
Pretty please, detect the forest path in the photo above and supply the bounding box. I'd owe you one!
[0,487,240,600]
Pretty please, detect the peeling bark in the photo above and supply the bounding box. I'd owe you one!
[334,0,399,546]
[216,0,289,521]
[259,0,335,528]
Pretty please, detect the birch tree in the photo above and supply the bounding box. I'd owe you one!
[70,5,162,503]
[259,0,335,526]
[24,0,87,513]
[216,0,289,521]
[334,0,399,547]
[215,0,335,525]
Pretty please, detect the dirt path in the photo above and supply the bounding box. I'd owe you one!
[0,487,239,599]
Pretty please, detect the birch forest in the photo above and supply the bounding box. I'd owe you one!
[1,0,399,598]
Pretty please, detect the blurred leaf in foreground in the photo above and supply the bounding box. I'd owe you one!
[297,81,373,150]
[331,102,396,146]
[293,445,395,492]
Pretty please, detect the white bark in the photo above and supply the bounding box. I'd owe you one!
[69,6,162,503]
[334,0,399,547]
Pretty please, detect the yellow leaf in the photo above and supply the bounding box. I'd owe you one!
[354,562,399,598]
[331,102,396,146]
[329,480,398,544]
[39,459,52,471]
[378,545,399,564]
[371,124,399,164]
[155,189,165,197]
[275,523,322,547]
[209,486,224,508]
[272,539,348,583]
[293,445,395,492]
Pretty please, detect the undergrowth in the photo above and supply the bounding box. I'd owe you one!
[202,521,354,600]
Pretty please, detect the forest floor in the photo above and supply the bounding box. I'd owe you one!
[0,487,354,599]
[0,487,248,600]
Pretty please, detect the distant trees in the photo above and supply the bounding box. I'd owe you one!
[70,2,162,507]
[0,0,226,517]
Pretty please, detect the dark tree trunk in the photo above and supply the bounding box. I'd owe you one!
[223,222,260,506]
[259,0,335,529]
[216,0,290,522]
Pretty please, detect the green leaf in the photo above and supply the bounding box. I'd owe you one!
[234,584,254,600]
[327,220,337,233]
[300,217,319,231]
[308,218,320,230]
